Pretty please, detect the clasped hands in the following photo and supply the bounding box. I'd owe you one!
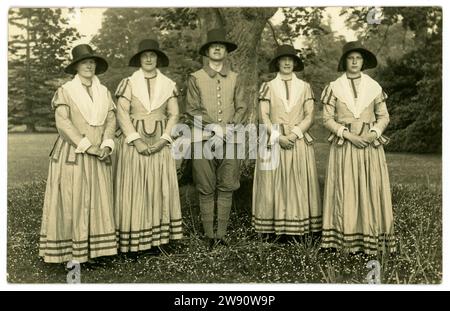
[278,133,298,150]
[343,131,377,148]
[86,145,112,161]
[206,125,235,150]
[133,138,168,156]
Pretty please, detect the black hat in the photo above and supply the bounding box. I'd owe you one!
[64,44,108,75]
[199,28,238,57]
[337,41,377,72]
[268,44,304,73]
[128,39,169,67]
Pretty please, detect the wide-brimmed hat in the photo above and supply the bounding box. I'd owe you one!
[269,44,304,73]
[128,39,169,67]
[337,41,377,72]
[199,28,238,57]
[64,44,108,75]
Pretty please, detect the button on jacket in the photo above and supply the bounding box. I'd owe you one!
[186,64,247,141]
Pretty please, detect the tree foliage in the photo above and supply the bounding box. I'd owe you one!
[8,7,441,153]
[91,8,203,114]
[8,8,80,131]
[342,7,442,153]
[93,8,276,120]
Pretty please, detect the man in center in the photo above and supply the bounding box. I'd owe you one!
[186,28,247,248]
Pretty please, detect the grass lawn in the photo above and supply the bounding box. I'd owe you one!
[8,130,442,187]
[6,131,442,284]
[8,133,57,186]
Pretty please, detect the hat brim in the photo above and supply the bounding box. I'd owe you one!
[269,54,304,73]
[128,49,169,67]
[64,55,108,75]
[199,41,238,57]
[337,48,377,72]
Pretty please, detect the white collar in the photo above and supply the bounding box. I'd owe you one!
[271,73,305,113]
[129,68,176,113]
[330,72,381,118]
[63,74,109,126]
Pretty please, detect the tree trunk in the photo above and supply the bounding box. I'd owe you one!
[24,12,35,133]
[197,8,277,123]
[195,8,277,186]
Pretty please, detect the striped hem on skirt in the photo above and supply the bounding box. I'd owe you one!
[39,232,117,263]
[320,228,396,254]
[117,219,183,252]
[252,216,322,235]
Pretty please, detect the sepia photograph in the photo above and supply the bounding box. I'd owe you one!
[6,3,442,285]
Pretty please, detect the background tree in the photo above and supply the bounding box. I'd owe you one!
[92,8,278,182]
[92,8,203,115]
[296,18,345,104]
[8,8,80,131]
[10,7,441,153]
[342,7,442,153]
[94,8,277,123]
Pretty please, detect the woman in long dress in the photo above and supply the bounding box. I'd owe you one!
[320,41,395,254]
[39,44,117,263]
[114,39,182,253]
[252,45,322,239]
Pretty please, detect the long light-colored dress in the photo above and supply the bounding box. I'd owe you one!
[252,74,322,235]
[114,69,182,252]
[321,73,395,254]
[39,77,117,263]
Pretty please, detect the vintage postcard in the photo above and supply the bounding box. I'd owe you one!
[5,2,443,293]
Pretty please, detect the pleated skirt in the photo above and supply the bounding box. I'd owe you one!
[252,139,322,235]
[321,141,396,254]
[114,134,183,253]
[39,138,117,263]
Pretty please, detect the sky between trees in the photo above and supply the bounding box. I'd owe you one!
[65,7,357,46]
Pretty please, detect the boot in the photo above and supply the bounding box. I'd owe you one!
[216,191,233,239]
[199,193,215,239]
